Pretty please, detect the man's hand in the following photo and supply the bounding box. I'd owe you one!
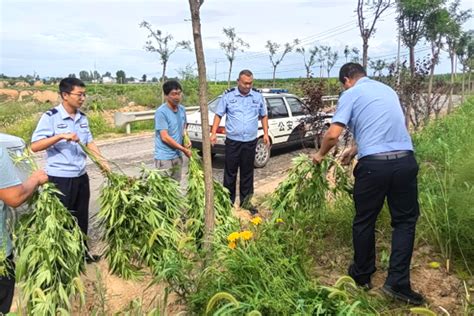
[210,133,217,145]
[312,151,325,164]
[263,134,270,148]
[61,132,79,142]
[183,148,192,158]
[340,146,357,165]
[31,170,48,185]
[185,140,192,149]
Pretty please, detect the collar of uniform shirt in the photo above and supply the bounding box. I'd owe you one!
[234,88,254,97]
[58,103,82,121]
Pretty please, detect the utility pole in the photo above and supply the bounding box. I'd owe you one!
[396,30,401,86]
[214,59,217,85]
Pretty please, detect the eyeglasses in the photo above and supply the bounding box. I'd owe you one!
[68,92,87,98]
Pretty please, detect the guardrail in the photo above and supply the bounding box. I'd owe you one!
[114,95,339,134]
[115,106,199,134]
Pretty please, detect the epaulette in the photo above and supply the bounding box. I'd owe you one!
[79,110,86,116]
[223,87,235,94]
[45,108,58,116]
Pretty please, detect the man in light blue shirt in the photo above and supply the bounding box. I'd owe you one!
[312,63,424,306]
[211,69,269,214]
[31,78,108,263]
[0,146,48,314]
[155,80,191,182]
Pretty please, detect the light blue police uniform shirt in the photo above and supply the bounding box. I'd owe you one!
[332,77,413,158]
[155,103,187,160]
[0,147,22,257]
[215,88,267,142]
[31,104,93,177]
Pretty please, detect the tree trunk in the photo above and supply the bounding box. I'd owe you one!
[362,38,369,70]
[272,66,277,88]
[306,65,311,78]
[188,0,215,252]
[461,67,465,103]
[448,53,454,113]
[227,60,233,88]
[161,62,167,103]
[409,45,415,78]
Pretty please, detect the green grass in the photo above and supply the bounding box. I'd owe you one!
[414,96,474,275]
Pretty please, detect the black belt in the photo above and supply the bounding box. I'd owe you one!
[362,151,412,161]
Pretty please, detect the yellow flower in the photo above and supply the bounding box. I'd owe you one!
[227,232,240,242]
[276,218,284,223]
[228,241,237,249]
[250,216,262,226]
[240,230,253,241]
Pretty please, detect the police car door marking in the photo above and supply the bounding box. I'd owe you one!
[278,122,285,131]
[286,121,293,131]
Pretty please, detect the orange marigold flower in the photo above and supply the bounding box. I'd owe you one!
[228,241,237,249]
[227,232,240,242]
[240,230,253,240]
[250,216,262,226]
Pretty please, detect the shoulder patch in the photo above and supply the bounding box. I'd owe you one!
[45,108,58,116]
[79,110,86,116]
[223,87,235,94]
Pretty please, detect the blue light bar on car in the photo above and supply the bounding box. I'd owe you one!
[260,88,289,93]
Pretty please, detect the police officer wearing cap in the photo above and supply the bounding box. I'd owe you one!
[312,63,424,306]
[31,77,108,263]
[211,69,269,214]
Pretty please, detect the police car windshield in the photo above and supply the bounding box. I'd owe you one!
[208,97,221,113]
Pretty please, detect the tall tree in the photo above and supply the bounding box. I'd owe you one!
[445,0,471,112]
[188,0,215,251]
[369,58,387,77]
[103,71,112,77]
[396,0,443,77]
[296,45,319,78]
[424,6,450,103]
[139,21,192,84]
[219,27,249,87]
[79,70,91,82]
[142,74,147,82]
[265,39,299,87]
[116,70,126,84]
[456,30,474,100]
[357,0,393,69]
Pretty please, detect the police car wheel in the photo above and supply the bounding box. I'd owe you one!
[254,137,270,168]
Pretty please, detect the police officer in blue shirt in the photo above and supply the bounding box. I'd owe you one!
[31,78,108,263]
[211,69,269,214]
[312,63,424,305]
[0,148,48,314]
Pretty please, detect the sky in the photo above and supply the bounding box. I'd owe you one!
[0,0,472,80]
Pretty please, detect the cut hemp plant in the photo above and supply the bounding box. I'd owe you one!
[12,150,86,315]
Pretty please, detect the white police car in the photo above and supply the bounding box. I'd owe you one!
[187,89,333,168]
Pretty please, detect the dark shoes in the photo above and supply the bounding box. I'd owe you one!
[247,206,259,216]
[85,253,101,264]
[348,265,372,290]
[382,284,425,306]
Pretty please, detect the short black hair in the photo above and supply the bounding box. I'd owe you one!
[163,80,182,95]
[339,63,366,84]
[238,69,253,79]
[59,78,85,97]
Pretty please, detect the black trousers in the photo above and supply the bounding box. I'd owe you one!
[223,138,257,206]
[0,255,15,314]
[49,173,90,236]
[350,154,419,289]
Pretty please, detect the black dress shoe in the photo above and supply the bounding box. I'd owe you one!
[85,253,101,264]
[348,265,372,290]
[248,206,258,215]
[382,284,425,306]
